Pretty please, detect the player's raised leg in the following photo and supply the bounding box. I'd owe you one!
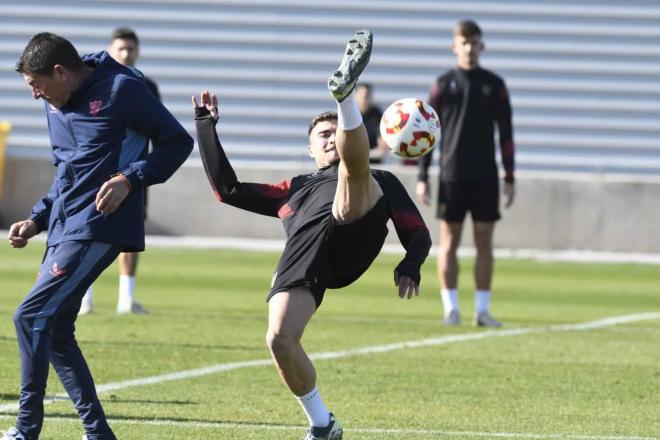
[328,30,383,224]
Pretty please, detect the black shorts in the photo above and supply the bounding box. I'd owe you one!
[268,197,389,308]
[437,180,500,222]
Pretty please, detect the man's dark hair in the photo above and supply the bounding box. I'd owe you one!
[454,20,482,39]
[15,32,85,76]
[307,111,338,136]
[111,27,140,46]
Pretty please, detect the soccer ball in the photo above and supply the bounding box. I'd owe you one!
[379,98,440,158]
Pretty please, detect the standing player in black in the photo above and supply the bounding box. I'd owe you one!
[80,27,160,315]
[416,20,515,327]
[194,30,431,440]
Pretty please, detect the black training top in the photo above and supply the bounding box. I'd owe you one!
[418,67,515,184]
[195,109,431,277]
[362,105,383,150]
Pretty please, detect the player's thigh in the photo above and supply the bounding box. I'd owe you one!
[439,220,464,251]
[268,288,317,341]
[472,221,496,252]
[332,165,383,224]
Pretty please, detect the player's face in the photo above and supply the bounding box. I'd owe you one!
[22,67,72,108]
[109,38,139,66]
[308,119,339,168]
[452,34,483,69]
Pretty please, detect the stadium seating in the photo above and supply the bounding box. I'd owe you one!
[2,0,660,174]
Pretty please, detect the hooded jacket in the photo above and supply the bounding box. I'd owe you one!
[29,51,193,251]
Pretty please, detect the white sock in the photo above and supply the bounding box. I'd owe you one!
[118,274,136,306]
[336,92,363,130]
[475,289,491,315]
[296,386,331,428]
[82,286,94,304]
[440,288,459,316]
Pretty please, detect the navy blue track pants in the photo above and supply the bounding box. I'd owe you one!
[13,240,121,440]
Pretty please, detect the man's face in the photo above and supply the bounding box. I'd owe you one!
[308,119,340,168]
[452,34,483,69]
[109,38,139,66]
[22,66,72,108]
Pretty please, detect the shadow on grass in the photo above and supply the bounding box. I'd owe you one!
[106,396,198,405]
[40,412,302,429]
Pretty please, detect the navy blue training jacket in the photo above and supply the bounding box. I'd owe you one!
[29,51,193,251]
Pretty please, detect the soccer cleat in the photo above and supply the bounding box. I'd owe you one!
[303,413,343,440]
[1,427,24,440]
[328,30,373,102]
[475,312,502,327]
[116,301,149,315]
[443,309,461,326]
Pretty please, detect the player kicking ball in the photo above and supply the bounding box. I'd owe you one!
[193,30,431,439]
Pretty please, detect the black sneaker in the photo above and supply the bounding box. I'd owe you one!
[303,413,343,439]
[328,30,373,102]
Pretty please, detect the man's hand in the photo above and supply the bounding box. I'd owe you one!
[192,91,219,121]
[95,174,131,215]
[503,182,515,208]
[394,272,419,299]
[415,181,430,205]
[8,219,38,248]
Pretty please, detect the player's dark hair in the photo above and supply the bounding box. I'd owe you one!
[112,27,140,46]
[454,20,482,39]
[308,111,338,136]
[15,32,85,76]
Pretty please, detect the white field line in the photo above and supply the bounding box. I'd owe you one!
[0,414,656,440]
[0,312,658,415]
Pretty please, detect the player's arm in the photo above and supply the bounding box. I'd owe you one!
[495,79,515,207]
[381,172,432,298]
[116,76,194,191]
[416,78,442,205]
[193,92,290,217]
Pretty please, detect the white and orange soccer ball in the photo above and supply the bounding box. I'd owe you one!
[379,98,440,158]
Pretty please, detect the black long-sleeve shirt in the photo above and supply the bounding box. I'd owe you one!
[418,67,515,184]
[195,110,431,272]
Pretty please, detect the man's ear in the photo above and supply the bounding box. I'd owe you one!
[52,64,68,81]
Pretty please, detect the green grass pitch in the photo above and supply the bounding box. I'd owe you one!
[0,243,658,439]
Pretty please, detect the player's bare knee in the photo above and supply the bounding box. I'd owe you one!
[266,329,295,358]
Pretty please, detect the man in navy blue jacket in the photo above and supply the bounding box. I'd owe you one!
[5,33,193,440]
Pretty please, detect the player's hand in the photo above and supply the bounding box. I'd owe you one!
[192,91,219,121]
[503,182,515,208]
[95,174,131,215]
[394,273,419,299]
[8,219,38,248]
[415,181,430,205]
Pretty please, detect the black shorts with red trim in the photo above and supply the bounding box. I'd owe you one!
[267,197,389,308]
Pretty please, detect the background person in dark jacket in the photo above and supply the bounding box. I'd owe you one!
[80,27,161,316]
[5,32,192,440]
